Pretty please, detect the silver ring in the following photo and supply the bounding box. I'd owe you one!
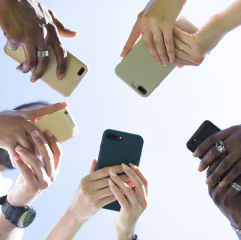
[211,179,220,186]
[181,43,186,51]
[37,50,49,57]
[231,182,241,191]
[216,140,225,153]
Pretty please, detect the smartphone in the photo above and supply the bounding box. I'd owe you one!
[4,45,88,97]
[115,16,199,97]
[96,129,144,211]
[34,108,79,143]
[186,120,221,159]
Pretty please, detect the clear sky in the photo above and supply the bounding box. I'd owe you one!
[0,0,240,239]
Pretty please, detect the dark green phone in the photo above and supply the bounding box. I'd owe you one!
[96,129,144,211]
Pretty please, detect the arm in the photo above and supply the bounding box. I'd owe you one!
[0,130,62,240]
[44,160,132,240]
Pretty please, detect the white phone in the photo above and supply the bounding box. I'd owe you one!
[35,108,79,143]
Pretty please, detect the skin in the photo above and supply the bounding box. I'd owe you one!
[121,0,187,66]
[0,130,62,240]
[0,0,78,82]
[0,102,67,168]
[173,0,241,66]
[110,163,148,240]
[193,125,241,188]
[207,162,241,239]
[44,159,134,240]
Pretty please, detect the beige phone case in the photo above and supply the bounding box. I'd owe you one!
[115,16,198,97]
[35,108,79,143]
[4,45,88,97]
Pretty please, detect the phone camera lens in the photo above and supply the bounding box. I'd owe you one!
[138,86,147,95]
[106,133,117,140]
[64,111,68,115]
[77,68,85,77]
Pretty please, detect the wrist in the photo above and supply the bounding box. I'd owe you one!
[66,204,89,226]
[7,193,33,207]
[115,225,135,240]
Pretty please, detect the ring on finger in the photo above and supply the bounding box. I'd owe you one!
[231,182,241,191]
[211,179,220,186]
[180,42,186,51]
[216,140,225,153]
[37,50,49,57]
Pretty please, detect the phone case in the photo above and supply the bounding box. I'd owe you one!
[35,108,79,143]
[186,120,221,159]
[115,16,199,97]
[4,44,88,97]
[96,129,144,211]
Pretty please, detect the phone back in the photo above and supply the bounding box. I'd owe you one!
[35,108,79,143]
[96,129,144,211]
[4,45,88,97]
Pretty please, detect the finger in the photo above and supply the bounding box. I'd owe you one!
[16,133,35,156]
[16,44,36,74]
[143,30,163,66]
[173,27,193,46]
[86,165,124,182]
[98,195,116,208]
[30,42,49,82]
[96,187,114,200]
[173,57,197,66]
[108,179,129,208]
[27,102,68,122]
[7,40,19,51]
[44,131,62,171]
[152,28,168,66]
[89,158,98,174]
[109,170,138,206]
[7,148,17,168]
[121,16,143,57]
[48,10,78,38]
[174,36,192,54]
[227,175,241,196]
[206,157,224,179]
[219,158,241,187]
[175,48,202,65]
[14,156,38,183]
[198,139,229,172]
[30,130,54,177]
[193,130,229,158]
[161,27,175,63]
[49,31,68,80]
[129,163,148,197]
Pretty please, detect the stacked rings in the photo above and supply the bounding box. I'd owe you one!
[231,182,241,191]
[37,50,49,57]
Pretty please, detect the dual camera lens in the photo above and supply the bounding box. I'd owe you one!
[77,68,85,77]
[106,133,123,141]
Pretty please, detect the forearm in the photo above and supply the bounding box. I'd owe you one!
[0,212,23,240]
[44,207,87,240]
[217,0,241,34]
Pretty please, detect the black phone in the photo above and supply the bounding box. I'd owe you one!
[96,129,144,212]
[186,120,221,159]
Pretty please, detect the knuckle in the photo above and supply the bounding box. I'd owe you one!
[232,165,241,175]
[210,147,218,157]
[137,12,143,21]
[24,61,36,72]
[159,53,167,59]
[207,135,215,144]
[164,38,172,46]
[221,159,230,169]
[86,195,94,204]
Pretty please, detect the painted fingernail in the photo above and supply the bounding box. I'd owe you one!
[14,156,20,161]
[177,65,184,68]
[108,179,114,186]
[109,170,117,178]
[58,73,65,80]
[30,78,37,83]
[129,163,137,169]
[170,58,174,63]
[206,177,213,185]
[47,131,52,137]
[219,181,226,187]
[15,145,23,151]
[32,130,39,137]
[122,163,130,171]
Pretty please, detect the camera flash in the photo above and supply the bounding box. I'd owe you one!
[120,137,122,139]
[194,139,196,142]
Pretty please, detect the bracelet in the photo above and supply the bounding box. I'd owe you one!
[231,224,241,234]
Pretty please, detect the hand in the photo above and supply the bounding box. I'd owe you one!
[109,164,148,240]
[193,125,241,188]
[0,0,78,82]
[68,159,133,223]
[7,130,62,207]
[207,166,241,238]
[121,0,187,66]
[173,14,225,66]
[0,102,67,167]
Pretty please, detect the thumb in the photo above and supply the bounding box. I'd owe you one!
[173,27,192,46]
[89,158,98,174]
[48,10,78,38]
[26,102,68,122]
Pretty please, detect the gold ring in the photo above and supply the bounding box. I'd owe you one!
[181,43,186,51]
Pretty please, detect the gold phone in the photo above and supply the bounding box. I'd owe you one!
[35,108,79,143]
[115,16,199,97]
[4,45,88,97]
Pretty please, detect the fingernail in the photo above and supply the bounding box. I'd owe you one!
[16,67,21,72]
[193,151,198,157]
[58,73,65,80]
[30,78,37,83]
[15,145,23,151]
[108,179,114,186]
[198,165,204,172]
[122,163,130,171]
[32,130,39,137]
[129,163,137,169]
[219,181,226,187]
[47,131,52,137]
[158,62,162,66]
[14,156,20,161]
[206,177,213,185]
[177,65,184,68]
[109,170,117,178]
[170,58,174,63]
